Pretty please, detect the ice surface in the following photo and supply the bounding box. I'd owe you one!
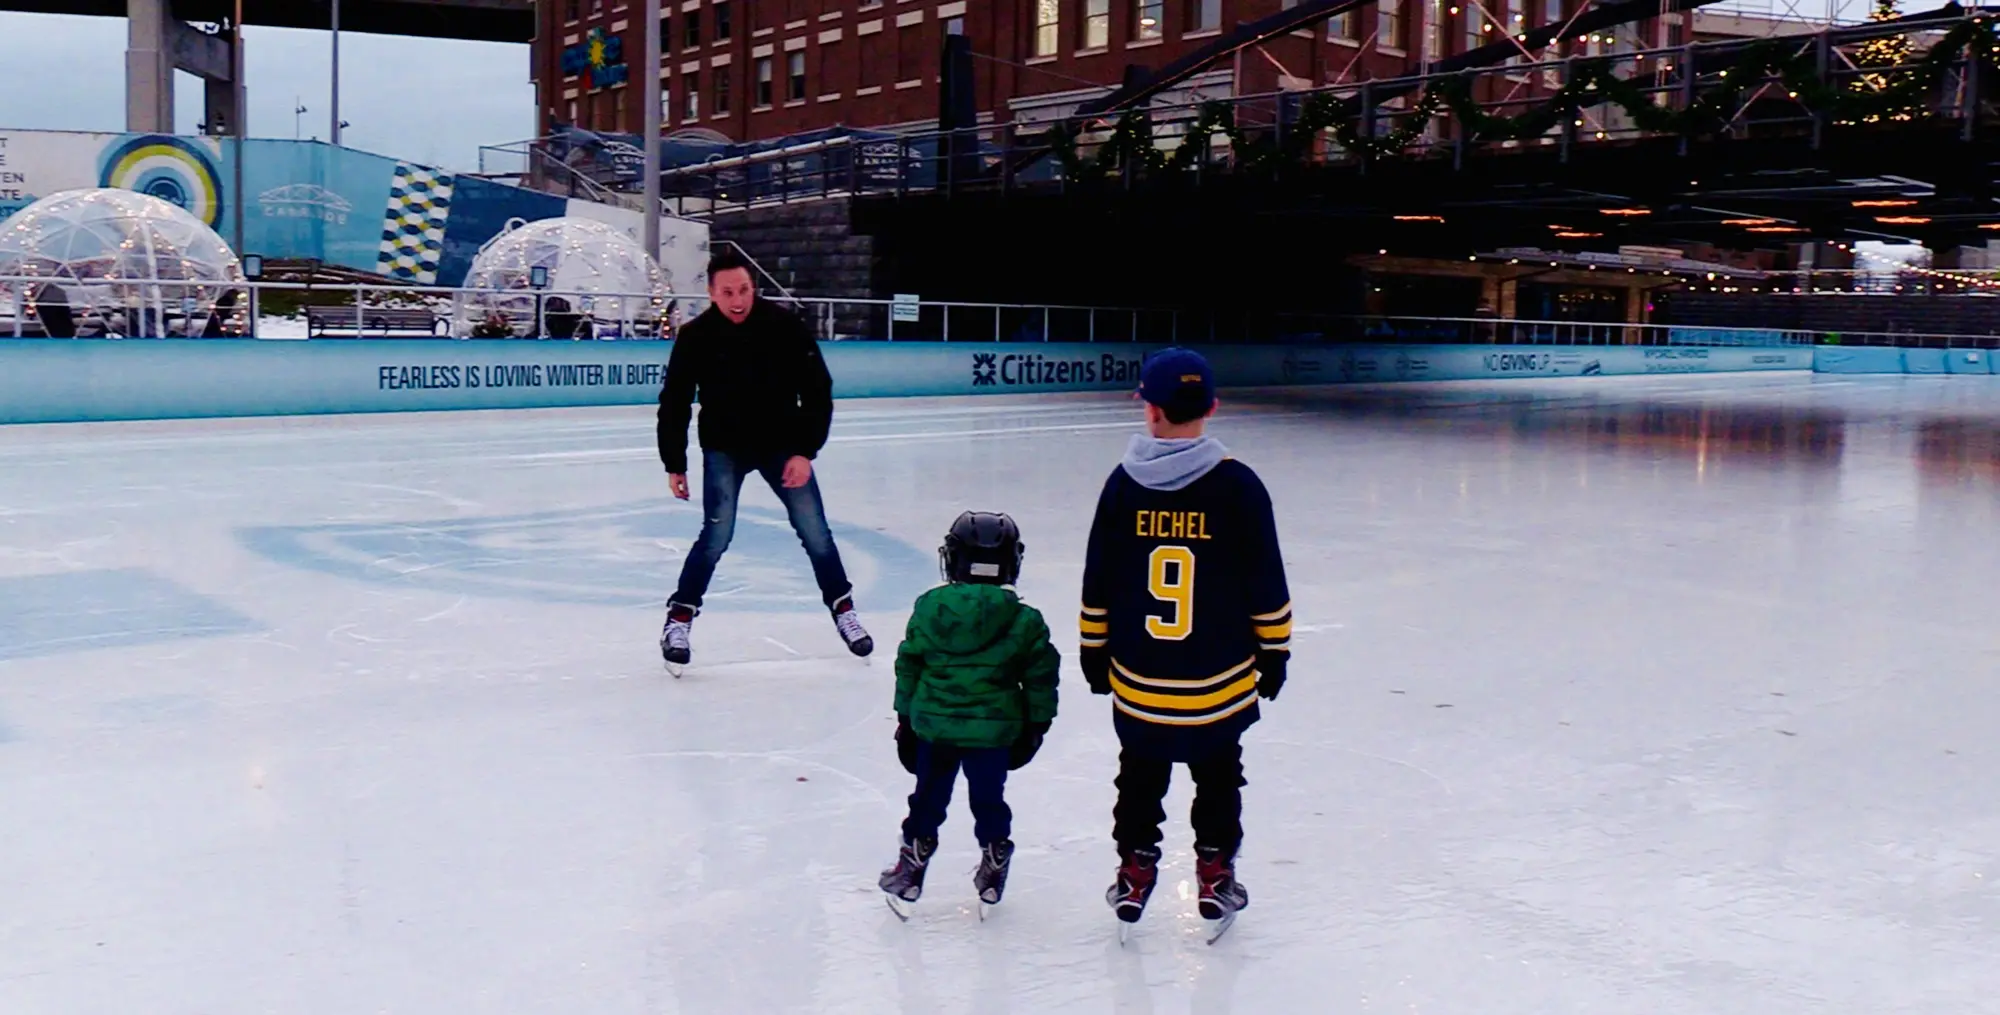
[4,373,2000,1014]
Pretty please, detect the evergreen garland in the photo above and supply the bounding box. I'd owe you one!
[1048,16,1998,183]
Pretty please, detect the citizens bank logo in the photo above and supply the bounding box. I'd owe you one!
[258,184,353,225]
[970,352,1144,387]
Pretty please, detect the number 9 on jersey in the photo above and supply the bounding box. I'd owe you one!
[1145,545,1196,641]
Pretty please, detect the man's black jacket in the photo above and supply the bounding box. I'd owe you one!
[656,300,834,474]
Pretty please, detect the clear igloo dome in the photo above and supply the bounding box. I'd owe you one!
[456,217,665,338]
[0,188,245,337]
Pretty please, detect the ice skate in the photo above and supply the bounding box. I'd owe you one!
[973,838,1014,919]
[878,835,936,920]
[832,596,874,658]
[1196,845,1248,944]
[660,602,696,675]
[1106,845,1161,943]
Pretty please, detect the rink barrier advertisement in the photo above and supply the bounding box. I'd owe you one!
[0,340,1812,425]
[1812,346,2000,375]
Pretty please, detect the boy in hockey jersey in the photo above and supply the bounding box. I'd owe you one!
[1079,348,1292,937]
[879,512,1061,918]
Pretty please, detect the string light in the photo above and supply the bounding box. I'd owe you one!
[1834,240,2000,290]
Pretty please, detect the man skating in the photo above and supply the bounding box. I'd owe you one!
[656,248,872,665]
[1078,348,1292,943]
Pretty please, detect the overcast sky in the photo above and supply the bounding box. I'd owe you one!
[0,12,531,171]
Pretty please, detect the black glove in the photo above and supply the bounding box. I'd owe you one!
[895,717,920,774]
[1081,646,1112,696]
[1008,721,1052,770]
[1256,651,1288,701]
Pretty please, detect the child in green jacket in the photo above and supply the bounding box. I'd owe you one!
[879,511,1060,918]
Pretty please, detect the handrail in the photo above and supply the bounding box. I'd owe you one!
[705,240,798,302]
[659,136,857,177]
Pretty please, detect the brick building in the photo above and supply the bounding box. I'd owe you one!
[533,0,1689,142]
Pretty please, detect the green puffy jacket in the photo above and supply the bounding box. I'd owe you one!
[894,583,1060,749]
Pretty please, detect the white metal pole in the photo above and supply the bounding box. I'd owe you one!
[232,0,246,256]
[330,0,342,145]
[643,0,663,265]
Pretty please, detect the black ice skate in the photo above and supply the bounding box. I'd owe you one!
[1195,845,1249,944]
[831,596,874,658]
[660,602,696,674]
[1106,845,1161,943]
[879,835,936,920]
[973,838,1014,918]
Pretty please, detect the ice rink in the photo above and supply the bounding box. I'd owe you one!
[4,373,2000,1014]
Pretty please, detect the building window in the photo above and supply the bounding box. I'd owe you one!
[714,69,731,113]
[1328,9,1356,41]
[1542,0,1561,24]
[897,25,922,79]
[755,56,774,106]
[684,10,701,47]
[1380,0,1407,50]
[1032,0,1059,56]
[564,0,580,22]
[613,86,626,128]
[1132,0,1163,40]
[716,2,733,40]
[660,13,672,53]
[1464,6,1483,53]
[591,0,604,14]
[684,71,700,119]
[787,50,807,100]
[566,98,579,124]
[659,86,671,118]
[1186,0,1219,32]
[1084,0,1110,49]
[860,25,887,87]
[945,15,963,35]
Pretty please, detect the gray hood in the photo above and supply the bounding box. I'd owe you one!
[1121,434,1229,492]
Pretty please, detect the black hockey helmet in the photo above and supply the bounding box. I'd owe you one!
[940,511,1025,586]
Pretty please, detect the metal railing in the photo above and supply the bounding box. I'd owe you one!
[1340,314,1817,346]
[0,274,1857,348]
[0,276,1181,344]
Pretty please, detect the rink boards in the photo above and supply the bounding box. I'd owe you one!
[0,339,1813,424]
[1813,346,2000,375]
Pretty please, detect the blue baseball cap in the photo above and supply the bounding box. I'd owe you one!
[1139,347,1217,419]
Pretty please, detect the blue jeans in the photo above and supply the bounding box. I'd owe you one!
[673,449,853,610]
[902,740,1012,846]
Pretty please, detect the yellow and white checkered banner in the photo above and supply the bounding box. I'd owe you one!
[376,164,455,284]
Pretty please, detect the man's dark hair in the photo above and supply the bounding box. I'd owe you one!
[707,247,754,282]
[1161,395,1215,426]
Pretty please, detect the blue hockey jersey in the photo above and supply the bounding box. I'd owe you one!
[1080,439,1292,759]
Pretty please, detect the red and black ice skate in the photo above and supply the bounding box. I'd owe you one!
[1195,845,1249,944]
[1105,845,1161,943]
